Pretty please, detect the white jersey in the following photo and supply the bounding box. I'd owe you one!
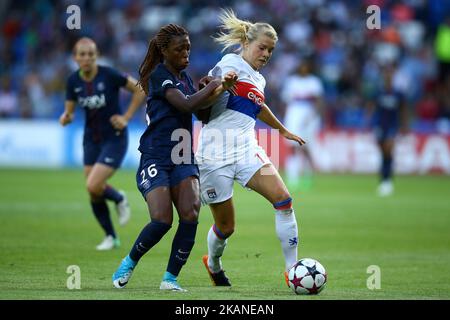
[281,74,324,143]
[196,54,266,164]
[281,74,323,110]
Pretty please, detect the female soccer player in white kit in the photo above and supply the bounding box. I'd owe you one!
[196,9,305,287]
[281,60,324,190]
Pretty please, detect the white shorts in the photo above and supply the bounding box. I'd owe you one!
[197,145,271,205]
[284,105,320,145]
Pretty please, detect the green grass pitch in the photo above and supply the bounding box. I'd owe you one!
[0,169,449,300]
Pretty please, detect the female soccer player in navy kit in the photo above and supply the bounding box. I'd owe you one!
[60,38,146,250]
[112,24,237,291]
[371,65,407,196]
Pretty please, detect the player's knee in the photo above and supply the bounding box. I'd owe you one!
[223,226,234,238]
[86,181,103,198]
[272,190,291,205]
[151,211,173,225]
[225,227,235,237]
[216,223,234,238]
[178,199,200,222]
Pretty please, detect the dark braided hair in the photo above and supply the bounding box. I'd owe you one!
[138,24,188,95]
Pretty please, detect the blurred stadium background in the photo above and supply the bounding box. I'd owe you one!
[0,0,449,172]
[1,0,450,301]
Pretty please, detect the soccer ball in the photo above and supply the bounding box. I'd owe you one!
[287,258,327,295]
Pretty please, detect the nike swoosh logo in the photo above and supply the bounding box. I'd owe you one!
[136,243,148,252]
[178,249,190,254]
[118,280,127,287]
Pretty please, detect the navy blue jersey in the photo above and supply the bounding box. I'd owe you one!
[66,65,128,143]
[374,89,404,130]
[138,63,196,164]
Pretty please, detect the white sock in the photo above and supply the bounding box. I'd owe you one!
[207,225,227,273]
[275,208,298,271]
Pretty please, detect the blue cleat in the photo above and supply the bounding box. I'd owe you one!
[112,255,137,289]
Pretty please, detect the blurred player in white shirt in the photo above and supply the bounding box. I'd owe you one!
[281,60,324,190]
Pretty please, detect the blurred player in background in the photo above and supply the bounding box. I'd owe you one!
[112,24,237,291]
[60,37,146,250]
[369,65,408,196]
[196,9,305,287]
[281,59,324,190]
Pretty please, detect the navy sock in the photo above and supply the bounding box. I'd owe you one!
[129,221,171,262]
[90,200,116,238]
[103,185,124,204]
[381,156,393,181]
[166,220,198,277]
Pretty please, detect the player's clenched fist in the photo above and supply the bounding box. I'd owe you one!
[198,71,238,91]
[222,71,238,90]
[59,111,74,126]
[110,114,129,130]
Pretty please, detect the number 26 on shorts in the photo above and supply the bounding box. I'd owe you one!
[140,164,158,185]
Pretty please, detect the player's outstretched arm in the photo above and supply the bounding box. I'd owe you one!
[59,100,76,126]
[110,76,146,130]
[164,71,237,113]
[198,71,238,110]
[165,78,222,113]
[257,104,306,146]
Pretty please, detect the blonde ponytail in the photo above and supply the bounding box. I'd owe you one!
[214,8,278,52]
[214,9,251,52]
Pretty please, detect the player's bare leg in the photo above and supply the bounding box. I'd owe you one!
[85,163,130,226]
[171,176,200,223]
[246,164,298,278]
[85,163,116,201]
[246,164,290,208]
[210,198,235,237]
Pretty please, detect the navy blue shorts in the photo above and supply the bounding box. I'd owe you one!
[83,136,128,169]
[375,126,398,142]
[136,154,199,199]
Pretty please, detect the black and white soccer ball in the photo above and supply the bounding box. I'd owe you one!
[287,258,327,295]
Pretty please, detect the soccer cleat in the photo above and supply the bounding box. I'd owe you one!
[116,191,131,226]
[377,180,394,197]
[202,255,231,286]
[112,255,136,289]
[96,235,120,251]
[284,271,289,287]
[160,280,187,292]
